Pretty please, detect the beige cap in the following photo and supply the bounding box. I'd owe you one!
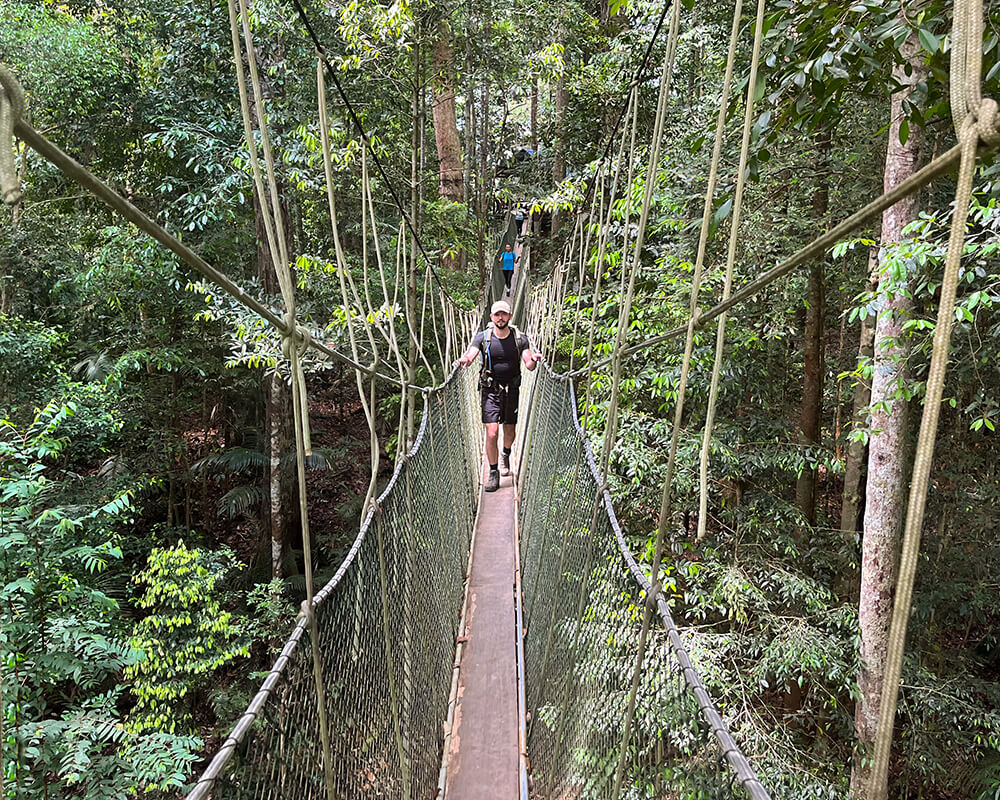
[490,300,512,315]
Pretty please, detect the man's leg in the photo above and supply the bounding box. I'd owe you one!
[484,422,501,491]
[502,424,516,449]
[499,423,516,476]
[485,422,500,465]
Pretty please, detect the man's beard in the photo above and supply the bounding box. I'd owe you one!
[494,318,509,329]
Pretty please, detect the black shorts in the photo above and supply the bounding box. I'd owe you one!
[481,382,520,424]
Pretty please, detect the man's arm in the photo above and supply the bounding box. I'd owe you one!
[522,345,542,371]
[457,344,481,368]
[456,333,484,368]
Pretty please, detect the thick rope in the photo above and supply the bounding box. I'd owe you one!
[610,30,681,797]
[227,5,332,797]
[697,0,767,540]
[0,63,24,206]
[869,0,998,792]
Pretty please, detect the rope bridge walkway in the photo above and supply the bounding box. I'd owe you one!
[3,0,999,795]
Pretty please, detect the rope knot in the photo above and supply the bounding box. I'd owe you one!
[295,324,312,356]
[300,598,315,624]
[975,98,1000,148]
[0,64,26,207]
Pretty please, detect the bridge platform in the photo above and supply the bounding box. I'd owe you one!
[443,457,525,799]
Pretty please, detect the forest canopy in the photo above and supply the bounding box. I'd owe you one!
[3,0,1000,798]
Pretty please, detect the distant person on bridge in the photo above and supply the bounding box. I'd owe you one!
[498,243,518,295]
[456,300,542,492]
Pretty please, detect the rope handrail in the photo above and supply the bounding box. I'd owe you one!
[565,370,770,799]
[185,377,437,798]
[560,139,974,380]
[185,362,481,799]
[0,82,464,396]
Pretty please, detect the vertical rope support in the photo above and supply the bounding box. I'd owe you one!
[226,6,335,797]
[697,0,767,539]
[869,0,997,792]
[613,0,742,792]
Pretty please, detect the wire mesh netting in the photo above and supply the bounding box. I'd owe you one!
[516,365,768,800]
[187,365,482,800]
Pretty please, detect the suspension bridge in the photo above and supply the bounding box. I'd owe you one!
[2,0,999,796]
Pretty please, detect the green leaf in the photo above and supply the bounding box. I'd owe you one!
[918,28,940,54]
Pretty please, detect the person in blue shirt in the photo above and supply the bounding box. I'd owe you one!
[499,243,518,295]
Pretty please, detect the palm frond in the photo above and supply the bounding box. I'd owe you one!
[217,485,265,518]
[190,448,267,478]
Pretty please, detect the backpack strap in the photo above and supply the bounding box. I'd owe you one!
[479,326,494,374]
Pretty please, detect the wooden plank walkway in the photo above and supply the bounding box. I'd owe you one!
[444,459,524,799]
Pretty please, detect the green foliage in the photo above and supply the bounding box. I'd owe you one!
[1,403,198,797]
[126,543,250,735]
[0,314,64,414]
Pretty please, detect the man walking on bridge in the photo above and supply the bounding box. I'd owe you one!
[456,300,542,492]
[498,242,518,295]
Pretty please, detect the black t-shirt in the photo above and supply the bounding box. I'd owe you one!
[472,327,529,384]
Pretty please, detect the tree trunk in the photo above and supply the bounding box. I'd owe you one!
[480,79,490,218]
[464,34,475,207]
[530,78,538,154]
[552,70,568,236]
[407,42,421,447]
[840,248,879,549]
[795,132,830,526]
[431,19,463,205]
[851,32,925,800]
[248,35,296,579]
[256,190,295,579]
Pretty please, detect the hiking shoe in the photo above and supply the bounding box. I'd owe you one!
[485,470,500,492]
[506,286,511,295]
[500,453,511,476]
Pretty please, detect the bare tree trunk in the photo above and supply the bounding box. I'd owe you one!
[530,78,538,154]
[464,33,475,207]
[795,132,830,526]
[552,70,568,236]
[432,19,464,205]
[480,80,490,217]
[407,41,421,447]
[256,192,294,578]
[840,248,879,549]
[851,32,925,800]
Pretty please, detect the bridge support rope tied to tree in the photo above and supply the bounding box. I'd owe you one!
[3,0,1000,792]
[527,0,1000,796]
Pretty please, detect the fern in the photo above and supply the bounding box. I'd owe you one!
[217,485,265,518]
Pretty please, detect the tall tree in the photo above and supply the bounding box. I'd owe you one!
[851,30,926,800]
[431,16,463,206]
[795,131,831,526]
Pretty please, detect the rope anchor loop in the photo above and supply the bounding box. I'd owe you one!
[973,98,1000,147]
[0,63,26,206]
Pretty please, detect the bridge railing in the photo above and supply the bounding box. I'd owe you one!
[517,363,769,800]
[186,365,482,800]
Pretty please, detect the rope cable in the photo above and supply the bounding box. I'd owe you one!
[697,0,767,540]
[869,0,999,793]
[288,0,459,304]
[227,3,333,797]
